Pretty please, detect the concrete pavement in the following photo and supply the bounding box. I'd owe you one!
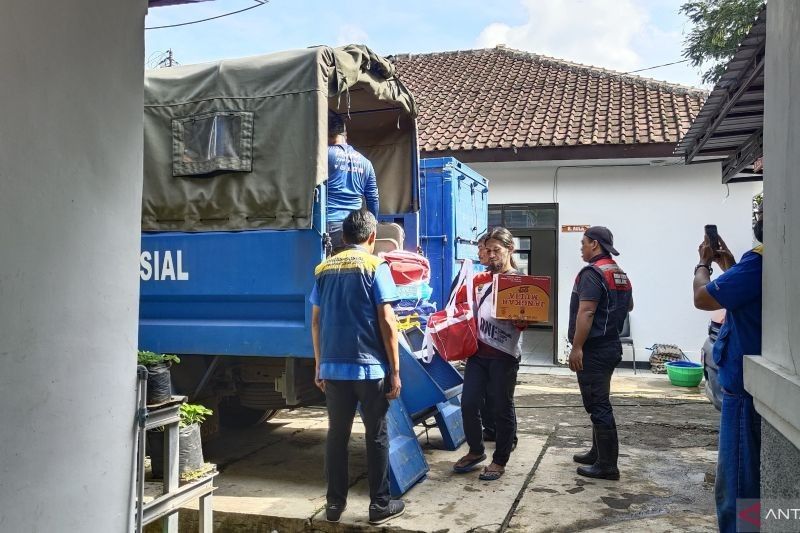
[149,371,721,532]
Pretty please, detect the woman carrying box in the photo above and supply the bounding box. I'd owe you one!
[451,227,531,481]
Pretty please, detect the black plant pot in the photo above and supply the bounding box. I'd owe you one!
[146,429,165,479]
[146,424,205,479]
[146,362,172,405]
[179,423,205,473]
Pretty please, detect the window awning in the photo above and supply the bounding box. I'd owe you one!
[674,6,766,183]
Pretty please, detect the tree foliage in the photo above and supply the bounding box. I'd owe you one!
[681,0,764,85]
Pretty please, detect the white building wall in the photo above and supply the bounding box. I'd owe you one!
[0,1,146,530]
[471,161,760,363]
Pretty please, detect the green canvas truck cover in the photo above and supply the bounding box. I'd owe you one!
[143,44,418,231]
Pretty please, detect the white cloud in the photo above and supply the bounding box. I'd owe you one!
[336,24,370,46]
[476,0,649,72]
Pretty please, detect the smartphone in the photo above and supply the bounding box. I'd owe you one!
[705,224,720,253]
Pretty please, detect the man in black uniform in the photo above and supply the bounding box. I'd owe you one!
[568,226,633,480]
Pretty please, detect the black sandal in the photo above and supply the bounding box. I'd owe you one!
[452,453,487,473]
[478,465,505,481]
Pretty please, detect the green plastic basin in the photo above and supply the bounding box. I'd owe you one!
[665,361,704,387]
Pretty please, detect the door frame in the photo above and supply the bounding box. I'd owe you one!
[489,203,559,365]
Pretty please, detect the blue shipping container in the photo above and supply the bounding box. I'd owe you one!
[420,158,489,307]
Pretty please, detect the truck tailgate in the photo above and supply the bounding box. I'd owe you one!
[139,229,322,358]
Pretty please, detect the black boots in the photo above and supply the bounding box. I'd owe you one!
[573,426,597,465]
[577,424,619,480]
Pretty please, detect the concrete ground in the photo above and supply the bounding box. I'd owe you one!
[520,329,554,366]
[156,371,721,532]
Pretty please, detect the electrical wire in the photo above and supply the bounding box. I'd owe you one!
[623,58,692,74]
[145,0,269,30]
[146,50,179,68]
[145,49,167,68]
[623,45,744,76]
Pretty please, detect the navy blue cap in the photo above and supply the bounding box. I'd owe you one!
[584,226,619,256]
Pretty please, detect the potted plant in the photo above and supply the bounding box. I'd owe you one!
[178,403,213,475]
[137,350,180,405]
[147,403,213,480]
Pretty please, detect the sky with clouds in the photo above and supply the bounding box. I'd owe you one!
[145,0,705,88]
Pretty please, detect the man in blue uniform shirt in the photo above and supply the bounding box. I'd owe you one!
[310,208,405,525]
[693,204,763,533]
[327,111,379,252]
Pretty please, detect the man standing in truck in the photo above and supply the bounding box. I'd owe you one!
[327,111,380,252]
[310,208,405,525]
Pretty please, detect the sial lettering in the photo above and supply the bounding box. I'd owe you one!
[140,250,190,281]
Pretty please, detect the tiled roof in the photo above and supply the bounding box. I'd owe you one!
[392,47,707,153]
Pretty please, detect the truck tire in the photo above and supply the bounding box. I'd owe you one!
[219,397,280,428]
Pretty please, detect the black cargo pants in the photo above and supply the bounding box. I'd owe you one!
[324,379,390,508]
[576,341,622,427]
[461,355,519,466]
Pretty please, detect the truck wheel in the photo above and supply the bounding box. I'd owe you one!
[219,397,280,428]
[258,409,281,423]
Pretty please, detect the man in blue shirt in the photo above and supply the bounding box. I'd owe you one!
[327,111,379,252]
[310,208,405,525]
[693,205,763,533]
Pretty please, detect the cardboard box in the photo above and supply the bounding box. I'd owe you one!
[491,274,551,322]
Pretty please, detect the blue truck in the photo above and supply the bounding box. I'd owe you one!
[139,45,487,494]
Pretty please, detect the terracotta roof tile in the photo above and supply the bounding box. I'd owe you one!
[393,47,707,153]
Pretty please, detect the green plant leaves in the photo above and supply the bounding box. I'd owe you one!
[137,350,181,366]
[179,403,213,428]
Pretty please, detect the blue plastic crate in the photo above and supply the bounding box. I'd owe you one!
[398,337,463,417]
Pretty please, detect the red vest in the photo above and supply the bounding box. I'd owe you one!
[568,257,632,342]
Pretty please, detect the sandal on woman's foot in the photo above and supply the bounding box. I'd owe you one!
[453,453,487,473]
[478,464,505,481]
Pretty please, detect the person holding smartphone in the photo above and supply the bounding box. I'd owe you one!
[693,204,763,533]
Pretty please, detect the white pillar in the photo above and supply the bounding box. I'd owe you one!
[0,1,146,531]
[745,0,800,452]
